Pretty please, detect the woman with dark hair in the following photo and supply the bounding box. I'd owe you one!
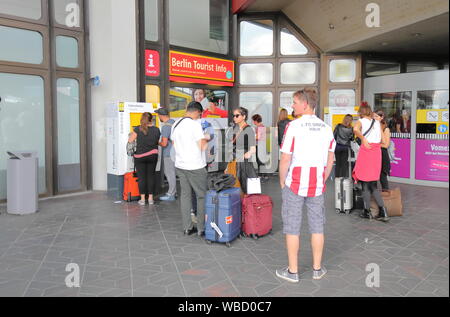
[128,112,161,205]
[333,114,354,178]
[277,109,291,147]
[252,114,268,181]
[225,107,257,194]
[374,110,391,191]
[353,103,389,222]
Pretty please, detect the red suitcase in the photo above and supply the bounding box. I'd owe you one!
[242,194,273,240]
[123,171,140,202]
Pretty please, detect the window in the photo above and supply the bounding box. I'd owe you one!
[56,36,79,68]
[280,28,307,56]
[57,78,81,192]
[280,62,316,85]
[169,0,229,55]
[417,90,449,110]
[54,0,81,27]
[0,0,41,20]
[329,89,356,108]
[329,59,356,83]
[240,63,273,85]
[374,92,412,134]
[239,92,273,127]
[366,61,400,77]
[407,62,439,73]
[146,85,161,104]
[0,73,46,200]
[0,26,43,64]
[280,91,295,115]
[240,20,273,57]
[145,0,158,42]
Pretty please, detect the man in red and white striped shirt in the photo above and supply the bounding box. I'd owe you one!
[276,89,336,284]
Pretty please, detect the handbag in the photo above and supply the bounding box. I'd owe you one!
[126,140,136,157]
[247,178,262,195]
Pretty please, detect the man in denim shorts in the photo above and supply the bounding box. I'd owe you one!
[276,89,336,283]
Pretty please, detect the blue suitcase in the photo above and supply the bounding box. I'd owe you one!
[205,188,242,248]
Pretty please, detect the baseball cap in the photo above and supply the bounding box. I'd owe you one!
[155,108,170,116]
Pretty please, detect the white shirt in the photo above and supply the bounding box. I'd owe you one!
[360,118,382,144]
[281,115,336,197]
[171,118,206,170]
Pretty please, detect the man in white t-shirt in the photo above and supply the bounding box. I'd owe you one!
[171,102,209,237]
[276,89,336,283]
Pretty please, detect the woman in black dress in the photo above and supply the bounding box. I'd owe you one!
[333,114,354,178]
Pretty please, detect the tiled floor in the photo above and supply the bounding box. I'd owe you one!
[0,178,448,297]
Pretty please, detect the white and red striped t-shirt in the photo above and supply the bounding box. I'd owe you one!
[281,115,336,197]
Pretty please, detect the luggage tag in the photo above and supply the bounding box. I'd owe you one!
[210,222,224,238]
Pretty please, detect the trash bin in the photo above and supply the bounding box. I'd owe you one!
[7,151,39,215]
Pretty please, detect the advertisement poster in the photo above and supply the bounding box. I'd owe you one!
[416,139,449,182]
[390,138,411,179]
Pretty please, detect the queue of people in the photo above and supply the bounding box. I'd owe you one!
[333,104,392,223]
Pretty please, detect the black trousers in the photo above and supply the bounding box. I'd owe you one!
[361,181,384,210]
[135,155,158,196]
[335,145,350,178]
[380,148,391,191]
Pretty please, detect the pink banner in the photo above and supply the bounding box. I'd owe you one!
[416,140,449,182]
[390,138,411,179]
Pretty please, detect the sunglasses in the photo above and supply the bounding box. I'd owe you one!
[233,114,242,118]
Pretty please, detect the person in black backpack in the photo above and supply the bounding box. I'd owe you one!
[333,115,354,178]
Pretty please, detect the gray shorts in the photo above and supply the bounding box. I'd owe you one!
[281,186,326,235]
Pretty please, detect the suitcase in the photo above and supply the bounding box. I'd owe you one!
[353,184,365,211]
[335,148,358,214]
[123,171,140,202]
[335,177,353,214]
[242,194,273,239]
[205,188,242,248]
[370,188,403,217]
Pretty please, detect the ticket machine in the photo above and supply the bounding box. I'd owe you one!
[106,102,162,200]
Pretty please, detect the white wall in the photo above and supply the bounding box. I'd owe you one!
[88,0,138,191]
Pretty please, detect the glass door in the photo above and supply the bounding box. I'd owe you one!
[374,91,413,179]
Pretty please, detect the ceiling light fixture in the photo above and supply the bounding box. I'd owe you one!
[329,23,335,30]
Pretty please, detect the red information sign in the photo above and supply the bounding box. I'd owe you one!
[169,51,235,85]
[145,50,160,77]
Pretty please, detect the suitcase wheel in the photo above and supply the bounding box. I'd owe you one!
[225,242,232,248]
[240,232,248,238]
[251,234,259,241]
[335,208,342,214]
[345,209,352,215]
[206,240,212,245]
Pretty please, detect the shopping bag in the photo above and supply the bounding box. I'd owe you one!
[247,178,262,195]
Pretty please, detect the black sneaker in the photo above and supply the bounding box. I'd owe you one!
[184,227,198,236]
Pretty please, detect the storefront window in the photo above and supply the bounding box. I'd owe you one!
[374,92,412,179]
[145,0,158,42]
[0,0,41,20]
[56,36,79,68]
[0,73,46,199]
[57,78,81,192]
[169,0,229,55]
[280,28,307,56]
[239,92,273,127]
[329,89,356,108]
[366,61,401,77]
[329,59,356,83]
[240,63,273,85]
[169,87,229,128]
[280,62,316,85]
[240,20,273,57]
[0,26,43,64]
[417,90,449,110]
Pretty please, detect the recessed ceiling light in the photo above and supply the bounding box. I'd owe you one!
[329,23,335,30]
[381,42,389,46]
[413,33,424,37]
